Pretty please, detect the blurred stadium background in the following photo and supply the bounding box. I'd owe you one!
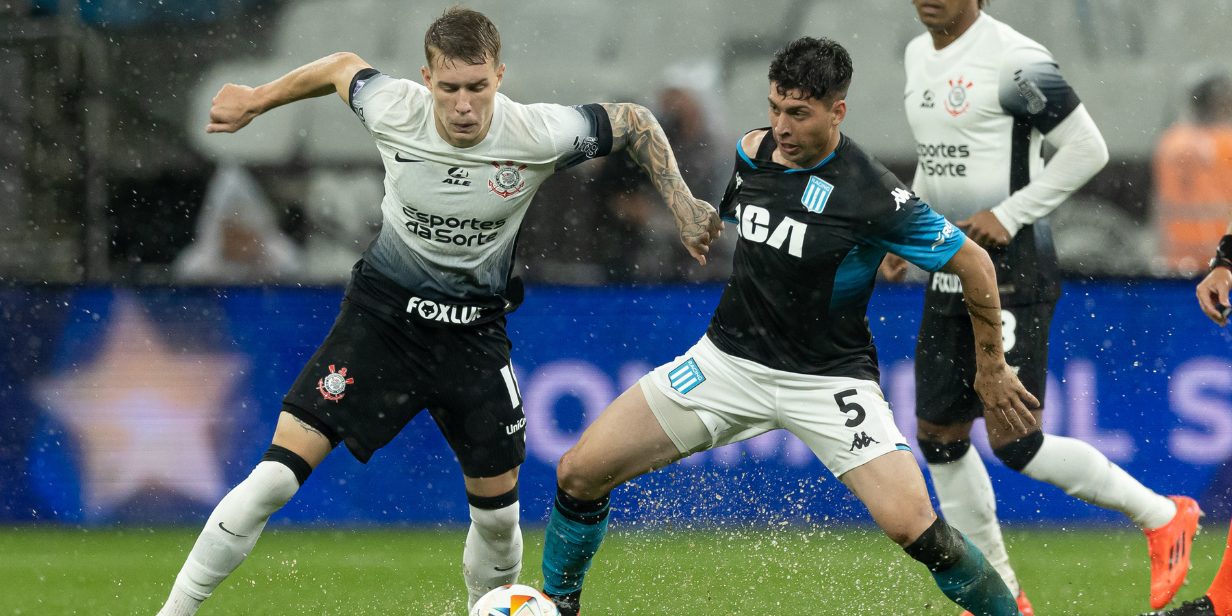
[3,0,1232,612]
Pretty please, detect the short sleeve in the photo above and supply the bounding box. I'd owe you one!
[538,103,613,171]
[862,172,966,272]
[998,45,1081,134]
[348,71,432,136]
[718,159,742,223]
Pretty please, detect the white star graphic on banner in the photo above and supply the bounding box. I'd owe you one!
[36,294,247,519]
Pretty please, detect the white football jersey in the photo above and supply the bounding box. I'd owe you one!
[903,12,1079,310]
[349,71,610,302]
[904,12,1078,221]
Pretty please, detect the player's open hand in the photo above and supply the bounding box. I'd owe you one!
[678,198,724,266]
[974,362,1039,435]
[206,83,263,134]
[956,210,1011,250]
[1197,266,1232,326]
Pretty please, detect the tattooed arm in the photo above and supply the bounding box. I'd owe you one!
[941,238,1039,434]
[600,103,724,265]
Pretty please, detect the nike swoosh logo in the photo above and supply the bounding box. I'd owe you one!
[494,564,519,572]
[394,152,424,163]
[218,522,248,538]
[903,89,914,99]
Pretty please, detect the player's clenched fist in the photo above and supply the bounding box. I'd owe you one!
[973,362,1039,435]
[678,198,723,266]
[206,83,263,134]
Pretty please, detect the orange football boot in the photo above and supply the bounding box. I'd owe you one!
[1144,496,1204,610]
[961,589,1033,616]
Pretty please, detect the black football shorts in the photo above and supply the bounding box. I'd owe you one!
[914,301,1055,426]
[282,298,526,477]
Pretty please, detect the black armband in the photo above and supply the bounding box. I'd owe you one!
[1212,235,1232,273]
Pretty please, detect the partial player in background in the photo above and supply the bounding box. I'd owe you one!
[882,0,1201,612]
[153,8,720,616]
[542,37,1034,616]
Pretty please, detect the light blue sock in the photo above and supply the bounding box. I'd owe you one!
[930,535,1020,616]
[541,489,610,596]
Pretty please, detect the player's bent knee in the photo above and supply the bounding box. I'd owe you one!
[992,429,1045,472]
[261,444,314,486]
[918,438,971,464]
[903,517,965,572]
[467,485,520,535]
[555,450,606,500]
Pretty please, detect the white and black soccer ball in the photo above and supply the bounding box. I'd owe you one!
[471,584,558,616]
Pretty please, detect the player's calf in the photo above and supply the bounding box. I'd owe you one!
[542,486,612,616]
[156,445,313,616]
[903,518,1021,616]
[463,485,523,610]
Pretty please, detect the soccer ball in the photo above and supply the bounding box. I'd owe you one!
[471,584,558,616]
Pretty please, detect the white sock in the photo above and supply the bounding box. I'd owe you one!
[463,502,523,609]
[1021,434,1177,530]
[157,461,300,616]
[928,448,1020,596]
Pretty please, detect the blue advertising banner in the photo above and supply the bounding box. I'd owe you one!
[3,280,1232,526]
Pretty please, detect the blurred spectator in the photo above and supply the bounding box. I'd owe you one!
[1154,74,1232,274]
[298,168,384,284]
[596,65,735,284]
[173,164,302,283]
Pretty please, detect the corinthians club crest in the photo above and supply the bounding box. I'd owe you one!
[944,76,973,117]
[489,161,528,198]
[317,364,353,402]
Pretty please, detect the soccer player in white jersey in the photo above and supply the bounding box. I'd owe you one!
[881,1,1201,612]
[152,8,722,615]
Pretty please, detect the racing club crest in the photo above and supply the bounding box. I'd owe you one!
[317,364,353,402]
[489,161,528,198]
[944,76,973,117]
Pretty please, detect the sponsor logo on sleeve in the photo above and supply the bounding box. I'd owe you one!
[573,135,600,158]
[1012,69,1049,114]
[931,221,957,250]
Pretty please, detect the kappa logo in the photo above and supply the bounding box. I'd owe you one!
[317,365,353,402]
[891,187,912,211]
[801,176,834,214]
[944,76,974,117]
[849,431,880,452]
[489,161,528,198]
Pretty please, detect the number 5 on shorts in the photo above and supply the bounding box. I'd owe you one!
[834,389,866,427]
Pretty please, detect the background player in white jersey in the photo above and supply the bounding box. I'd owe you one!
[882,1,1201,612]
[541,36,1039,616]
[152,8,722,616]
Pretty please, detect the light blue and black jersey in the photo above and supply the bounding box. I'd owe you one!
[706,131,965,380]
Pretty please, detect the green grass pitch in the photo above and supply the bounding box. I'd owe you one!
[0,524,1223,615]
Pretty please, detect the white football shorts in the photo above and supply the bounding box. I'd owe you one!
[640,335,909,477]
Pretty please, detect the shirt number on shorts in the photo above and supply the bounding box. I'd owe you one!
[1001,309,1017,353]
[834,389,866,428]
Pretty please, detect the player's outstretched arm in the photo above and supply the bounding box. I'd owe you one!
[599,103,723,265]
[1198,225,1232,326]
[206,52,373,134]
[942,238,1040,434]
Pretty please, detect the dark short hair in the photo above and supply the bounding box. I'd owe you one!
[768,37,853,102]
[424,7,501,68]
[1193,75,1232,123]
